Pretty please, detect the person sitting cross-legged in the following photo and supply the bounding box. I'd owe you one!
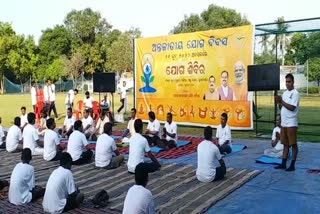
[6,117,23,153]
[43,152,84,213]
[9,148,45,205]
[95,122,124,169]
[23,112,44,156]
[89,109,110,141]
[144,111,161,146]
[43,118,63,161]
[264,116,283,158]
[81,109,94,139]
[123,163,155,214]
[59,107,75,138]
[197,126,227,182]
[127,119,161,174]
[157,112,177,150]
[121,108,137,139]
[216,113,232,155]
[67,120,93,165]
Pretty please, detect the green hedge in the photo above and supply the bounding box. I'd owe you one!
[298,87,319,94]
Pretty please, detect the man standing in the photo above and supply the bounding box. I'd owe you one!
[275,73,299,171]
[217,71,235,101]
[231,61,248,101]
[48,79,58,119]
[65,89,78,110]
[30,81,37,112]
[117,81,127,114]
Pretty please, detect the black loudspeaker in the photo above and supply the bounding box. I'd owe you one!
[248,63,280,91]
[93,72,116,93]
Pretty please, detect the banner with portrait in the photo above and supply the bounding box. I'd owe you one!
[134,25,253,129]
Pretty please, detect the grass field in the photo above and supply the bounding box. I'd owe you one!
[0,92,319,142]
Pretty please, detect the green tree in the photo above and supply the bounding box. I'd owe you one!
[259,35,271,54]
[43,57,68,81]
[285,33,309,65]
[5,35,38,83]
[271,17,290,65]
[308,58,320,86]
[64,8,113,74]
[38,25,72,66]
[171,4,250,34]
[0,22,16,79]
[65,51,85,86]
[254,53,275,65]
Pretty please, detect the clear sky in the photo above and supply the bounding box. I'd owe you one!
[0,0,319,42]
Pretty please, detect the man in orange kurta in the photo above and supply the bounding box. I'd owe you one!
[231,61,248,101]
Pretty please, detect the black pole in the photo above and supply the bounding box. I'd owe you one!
[112,93,115,125]
[255,91,258,136]
[274,34,279,125]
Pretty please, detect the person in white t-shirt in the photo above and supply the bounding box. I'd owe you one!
[127,119,161,174]
[20,106,28,129]
[67,120,93,165]
[23,112,44,156]
[6,117,23,152]
[275,73,300,171]
[95,122,124,169]
[9,148,45,205]
[0,117,6,149]
[216,113,232,154]
[122,108,137,139]
[83,91,94,116]
[157,113,177,149]
[144,111,161,146]
[117,80,127,114]
[30,81,37,112]
[65,89,78,110]
[44,118,62,161]
[197,126,226,182]
[89,109,110,141]
[43,152,84,213]
[60,107,75,138]
[100,94,111,109]
[264,116,283,158]
[82,109,94,139]
[47,79,58,119]
[123,163,155,214]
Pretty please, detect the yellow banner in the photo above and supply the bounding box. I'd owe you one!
[135,25,253,129]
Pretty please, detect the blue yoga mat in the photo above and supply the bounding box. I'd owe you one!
[221,144,247,157]
[256,156,282,165]
[150,140,191,153]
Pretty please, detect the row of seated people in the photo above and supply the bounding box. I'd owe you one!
[0,113,284,213]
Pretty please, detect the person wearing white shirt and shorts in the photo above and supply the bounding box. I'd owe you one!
[123,163,155,214]
[95,122,124,169]
[9,148,45,205]
[144,111,161,146]
[216,113,232,154]
[6,117,23,153]
[275,73,300,171]
[43,152,84,213]
[67,120,93,165]
[127,119,161,174]
[157,113,177,149]
[197,126,226,182]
